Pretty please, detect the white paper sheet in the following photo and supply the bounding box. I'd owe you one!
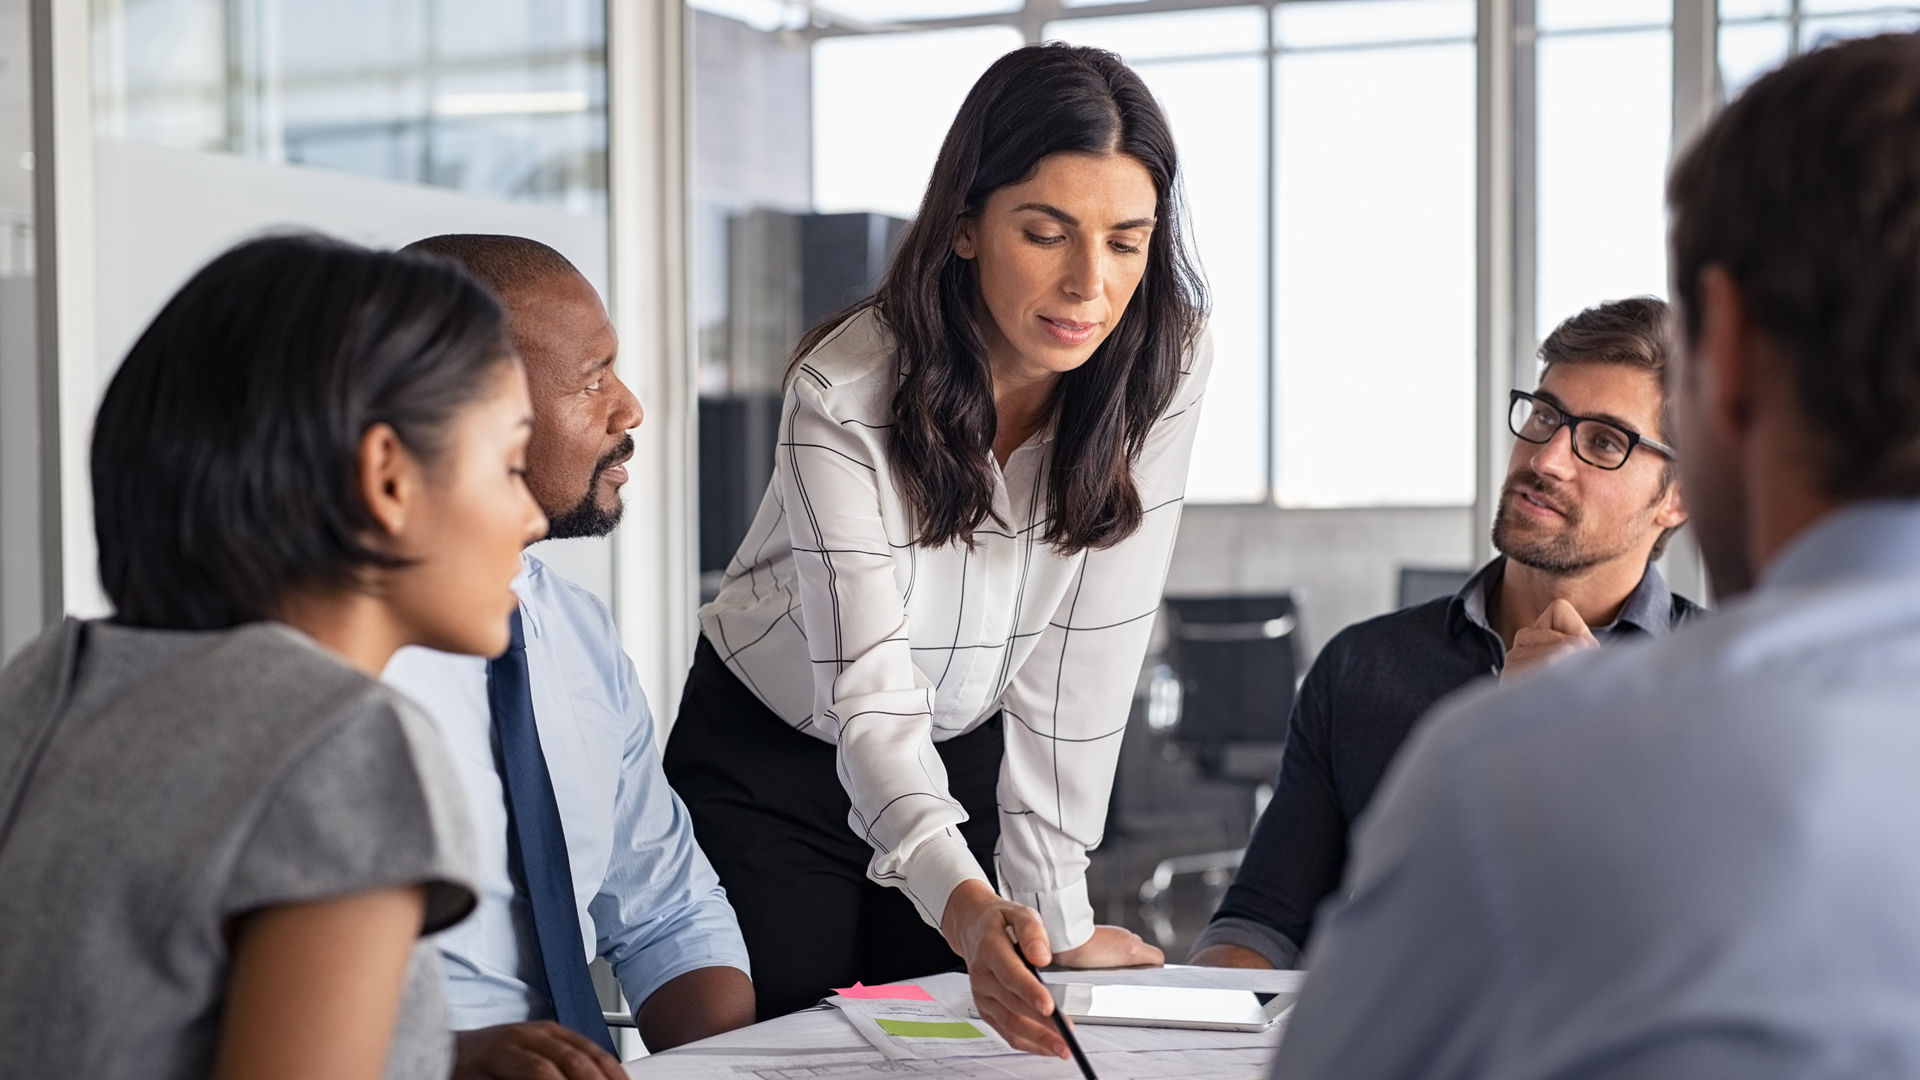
[826,992,1015,1059]
[626,1005,876,1077]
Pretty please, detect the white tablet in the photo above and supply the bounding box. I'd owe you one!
[1049,983,1297,1032]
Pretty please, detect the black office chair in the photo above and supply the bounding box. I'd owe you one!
[1137,593,1301,948]
[1397,565,1474,610]
[1161,594,1300,774]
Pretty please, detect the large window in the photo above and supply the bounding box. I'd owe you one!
[691,0,1479,510]
[1719,1,1920,97]
[1534,2,1673,342]
[1041,7,1272,505]
[686,0,1919,532]
[812,27,1025,219]
[1042,4,1472,508]
[1267,3,1476,507]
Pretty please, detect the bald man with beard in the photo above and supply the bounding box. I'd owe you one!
[385,235,754,1080]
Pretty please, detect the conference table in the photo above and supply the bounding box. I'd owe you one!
[623,966,1304,1080]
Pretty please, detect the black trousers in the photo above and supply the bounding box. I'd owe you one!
[664,636,1003,1021]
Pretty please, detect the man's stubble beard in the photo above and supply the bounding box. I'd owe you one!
[541,436,632,540]
[1492,472,1608,575]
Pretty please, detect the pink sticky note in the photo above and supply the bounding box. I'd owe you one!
[833,981,936,1002]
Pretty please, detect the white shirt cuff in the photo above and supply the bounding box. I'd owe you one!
[898,833,992,932]
[1005,877,1096,954]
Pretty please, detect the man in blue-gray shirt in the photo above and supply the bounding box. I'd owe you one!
[1193,296,1698,971]
[1274,32,1920,1079]
[386,235,755,1078]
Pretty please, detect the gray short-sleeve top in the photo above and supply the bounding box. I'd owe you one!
[0,618,478,1080]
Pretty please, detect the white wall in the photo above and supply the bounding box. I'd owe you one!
[1167,505,1477,662]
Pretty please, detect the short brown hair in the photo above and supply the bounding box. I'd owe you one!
[1539,295,1670,382]
[1538,295,1675,459]
[1537,295,1679,559]
[1669,32,1920,499]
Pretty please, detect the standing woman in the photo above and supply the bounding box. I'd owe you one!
[0,235,547,1080]
[666,43,1211,1057]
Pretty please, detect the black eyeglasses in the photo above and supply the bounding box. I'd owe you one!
[1508,389,1675,471]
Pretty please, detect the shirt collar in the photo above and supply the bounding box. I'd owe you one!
[510,554,539,640]
[1759,498,1920,593]
[1448,555,1680,638]
[1605,558,1677,635]
[1449,557,1507,638]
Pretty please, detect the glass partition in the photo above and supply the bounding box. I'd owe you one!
[83,0,617,600]
[1,0,42,662]
[92,0,608,210]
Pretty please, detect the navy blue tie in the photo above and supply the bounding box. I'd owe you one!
[487,609,617,1055]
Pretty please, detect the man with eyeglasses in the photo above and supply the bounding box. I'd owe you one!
[1190,296,1698,972]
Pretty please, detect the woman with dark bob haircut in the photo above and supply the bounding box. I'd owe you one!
[667,43,1212,1055]
[0,233,546,1080]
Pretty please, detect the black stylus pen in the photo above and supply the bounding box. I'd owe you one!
[1009,930,1098,1080]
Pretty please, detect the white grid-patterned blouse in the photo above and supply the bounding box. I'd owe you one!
[698,306,1211,951]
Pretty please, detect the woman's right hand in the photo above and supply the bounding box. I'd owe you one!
[939,880,1070,1059]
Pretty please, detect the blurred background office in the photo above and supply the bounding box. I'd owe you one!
[4,0,1915,955]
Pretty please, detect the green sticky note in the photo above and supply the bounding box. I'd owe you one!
[875,1018,986,1039]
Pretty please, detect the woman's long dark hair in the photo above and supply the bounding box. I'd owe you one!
[792,43,1207,554]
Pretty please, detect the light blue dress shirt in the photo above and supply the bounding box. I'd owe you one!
[1274,500,1920,1079]
[385,553,749,1029]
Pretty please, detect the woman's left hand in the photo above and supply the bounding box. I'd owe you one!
[1052,925,1164,969]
